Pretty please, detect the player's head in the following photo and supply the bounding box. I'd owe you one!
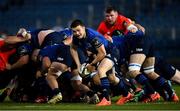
[104,6,119,25]
[70,19,86,39]
[60,28,73,39]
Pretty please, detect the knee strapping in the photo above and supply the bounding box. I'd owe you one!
[128,63,141,71]
[49,67,62,77]
[143,66,154,74]
[71,75,82,81]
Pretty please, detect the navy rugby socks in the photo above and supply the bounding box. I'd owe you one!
[154,77,173,98]
[135,74,155,95]
[113,79,129,97]
[100,77,110,101]
[52,88,61,96]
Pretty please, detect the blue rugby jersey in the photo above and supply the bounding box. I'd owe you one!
[73,28,114,54]
[29,28,73,49]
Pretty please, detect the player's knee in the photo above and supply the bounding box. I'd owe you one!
[171,70,180,84]
[48,66,62,77]
[97,67,107,78]
[127,70,140,78]
[71,75,82,81]
[143,66,154,74]
[42,58,51,69]
[127,63,141,77]
[46,73,57,81]
[108,75,119,85]
[143,66,159,79]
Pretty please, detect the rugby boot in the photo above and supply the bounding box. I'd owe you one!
[96,97,111,106]
[47,92,62,104]
[116,92,133,105]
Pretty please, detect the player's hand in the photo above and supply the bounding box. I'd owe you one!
[130,28,138,33]
[17,28,31,40]
[127,24,138,33]
[36,70,42,79]
[86,64,96,72]
[17,28,27,37]
[17,28,26,35]
[78,63,96,77]
[104,34,113,42]
[78,63,89,77]
[78,63,86,74]
[6,63,11,70]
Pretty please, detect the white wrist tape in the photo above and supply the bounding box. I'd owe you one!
[127,24,138,31]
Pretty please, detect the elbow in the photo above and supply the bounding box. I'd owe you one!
[20,56,29,65]
[4,39,10,44]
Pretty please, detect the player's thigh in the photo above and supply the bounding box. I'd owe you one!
[98,58,114,71]
[42,57,51,69]
[142,57,159,79]
[129,53,146,65]
[171,69,180,84]
[49,62,68,74]
[98,58,114,78]
[143,57,155,67]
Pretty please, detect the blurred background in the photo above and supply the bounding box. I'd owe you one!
[0,0,180,68]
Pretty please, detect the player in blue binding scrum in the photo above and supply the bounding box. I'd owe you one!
[111,30,179,102]
[70,19,135,106]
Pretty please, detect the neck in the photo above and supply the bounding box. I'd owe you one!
[83,30,86,38]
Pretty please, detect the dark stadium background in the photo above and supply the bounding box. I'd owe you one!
[0,0,180,68]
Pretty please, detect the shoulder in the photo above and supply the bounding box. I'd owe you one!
[86,28,103,39]
[86,28,98,36]
[98,21,106,27]
[98,21,107,31]
[118,15,132,23]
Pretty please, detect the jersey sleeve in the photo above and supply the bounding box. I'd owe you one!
[120,15,132,27]
[17,43,32,57]
[0,40,5,47]
[91,37,103,48]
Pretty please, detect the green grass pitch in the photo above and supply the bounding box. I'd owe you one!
[0,85,180,110]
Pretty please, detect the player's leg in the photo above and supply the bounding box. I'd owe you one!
[107,72,133,105]
[42,57,51,73]
[143,57,175,102]
[96,58,114,106]
[71,69,90,93]
[170,69,180,84]
[154,57,179,101]
[46,62,68,104]
[70,49,98,103]
[156,57,180,84]
[128,54,158,100]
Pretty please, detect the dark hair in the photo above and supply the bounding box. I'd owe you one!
[70,19,85,28]
[105,5,118,13]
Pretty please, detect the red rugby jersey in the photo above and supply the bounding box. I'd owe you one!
[0,40,16,71]
[97,15,132,37]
